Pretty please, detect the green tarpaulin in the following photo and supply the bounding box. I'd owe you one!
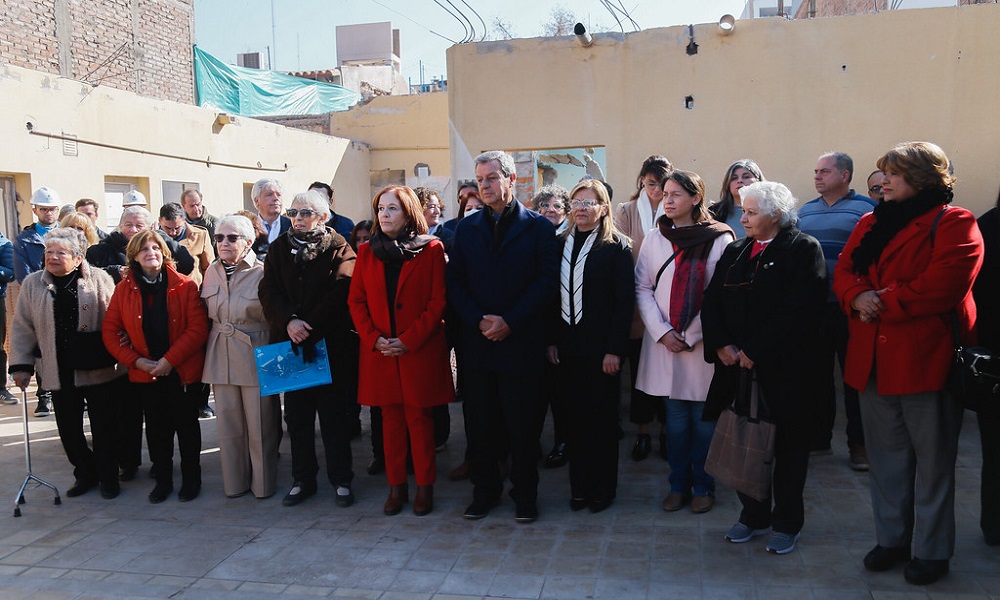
[194,45,360,117]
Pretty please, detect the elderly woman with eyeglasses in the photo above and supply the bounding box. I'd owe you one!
[532,185,571,235]
[201,215,278,499]
[702,181,827,555]
[259,190,357,508]
[10,228,123,499]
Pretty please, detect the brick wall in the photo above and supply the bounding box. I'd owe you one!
[0,0,194,104]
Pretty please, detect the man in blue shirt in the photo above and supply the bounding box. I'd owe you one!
[12,187,63,416]
[798,153,876,470]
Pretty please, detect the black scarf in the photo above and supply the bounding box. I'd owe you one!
[287,226,330,264]
[136,270,169,360]
[368,228,435,264]
[850,186,953,276]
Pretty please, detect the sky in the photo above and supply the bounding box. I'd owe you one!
[193,0,751,85]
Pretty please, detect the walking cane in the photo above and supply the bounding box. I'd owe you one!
[13,387,60,517]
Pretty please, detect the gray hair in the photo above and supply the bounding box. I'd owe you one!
[475,151,516,178]
[531,184,570,210]
[119,206,152,227]
[44,227,87,258]
[251,178,282,202]
[217,214,256,241]
[740,181,799,228]
[819,151,854,182]
[291,190,331,222]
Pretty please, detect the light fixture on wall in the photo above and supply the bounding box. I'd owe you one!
[214,113,238,127]
[574,23,593,47]
[719,14,736,35]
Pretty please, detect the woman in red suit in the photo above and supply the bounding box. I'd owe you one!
[103,229,208,504]
[834,141,983,585]
[348,185,454,516]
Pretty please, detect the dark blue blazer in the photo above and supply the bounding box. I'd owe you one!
[253,215,292,259]
[428,223,455,254]
[446,200,558,373]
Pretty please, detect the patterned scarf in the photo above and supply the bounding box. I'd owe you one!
[657,216,733,333]
[287,226,330,264]
[368,228,436,264]
[560,227,597,325]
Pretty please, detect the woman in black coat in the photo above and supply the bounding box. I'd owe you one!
[702,181,827,555]
[546,179,634,513]
[259,190,358,508]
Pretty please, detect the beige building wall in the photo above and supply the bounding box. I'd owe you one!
[0,62,371,231]
[448,5,1000,215]
[328,92,451,218]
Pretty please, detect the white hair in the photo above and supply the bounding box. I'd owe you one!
[119,206,152,227]
[217,215,256,241]
[291,190,331,222]
[740,181,799,228]
[251,178,282,202]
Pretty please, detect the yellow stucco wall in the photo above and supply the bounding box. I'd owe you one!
[0,63,372,230]
[328,93,451,218]
[447,5,1000,214]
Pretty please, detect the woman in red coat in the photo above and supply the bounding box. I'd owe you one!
[833,142,983,586]
[103,229,208,504]
[348,185,453,516]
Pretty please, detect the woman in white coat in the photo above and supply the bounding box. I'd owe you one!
[635,170,734,514]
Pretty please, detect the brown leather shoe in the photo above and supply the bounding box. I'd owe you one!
[661,492,687,512]
[383,484,408,515]
[448,461,470,481]
[690,494,715,514]
[413,485,434,516]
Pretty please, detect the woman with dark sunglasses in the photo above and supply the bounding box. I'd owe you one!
[702,181,826,556]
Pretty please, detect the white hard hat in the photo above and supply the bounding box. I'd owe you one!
[123,190,147,206]
[30,187,61,207]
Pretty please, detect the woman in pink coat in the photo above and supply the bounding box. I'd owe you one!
[348,185,454,516]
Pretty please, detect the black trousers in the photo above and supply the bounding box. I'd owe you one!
[737,408,812,535]
[813,302,863,449]
[627,338,665,426]
[142,375,202,486]
[51,380,120,486]
[284,383,353,487]
[464,366,543,505]
[561,347,619,502]
[115,379,144,472]
[979,406,1000,541]
[540,360,570,446]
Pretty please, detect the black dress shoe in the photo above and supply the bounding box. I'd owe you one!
[515,500,538,523]
[66,479,97,497]
[367,457,385,476]
[631,434,651,461]
[118,466,138,482]
[569,497,589,511]
[463,497,498,520]
[334,486,354,508]
[148,482,174,504]
[100,481,120,500]
[589,497,614,513]
[543,443,568,469]
[904,557,949,585]
[863,545,911,572]
[282,481,316,506]
[178,482,201,502]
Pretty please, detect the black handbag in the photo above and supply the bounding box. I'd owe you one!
[948,315,1000,412]
[704,368,776,502]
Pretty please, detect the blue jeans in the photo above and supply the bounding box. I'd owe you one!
[665,399,716,496]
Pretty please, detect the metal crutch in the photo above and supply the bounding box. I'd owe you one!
[13,387,60,517]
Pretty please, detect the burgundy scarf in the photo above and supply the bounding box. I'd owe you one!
[657,216,733,333]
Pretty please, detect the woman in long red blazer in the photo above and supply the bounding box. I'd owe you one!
[833,142,983,586]
[348,185,454,517]
[103,229,209,504]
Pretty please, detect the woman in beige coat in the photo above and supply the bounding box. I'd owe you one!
[201,215,278,498]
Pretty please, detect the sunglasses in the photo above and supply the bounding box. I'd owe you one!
[286,208,316,218]
[213,234,242,244]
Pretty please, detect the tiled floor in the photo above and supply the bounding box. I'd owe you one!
[1,390,998,599]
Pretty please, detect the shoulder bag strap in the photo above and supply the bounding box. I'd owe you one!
[653,247,684,291]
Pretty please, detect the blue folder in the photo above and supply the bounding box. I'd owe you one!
[254,339,332,395]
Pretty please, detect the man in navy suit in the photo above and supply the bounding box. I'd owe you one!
[447,150,558,523]
[252,178,291,259]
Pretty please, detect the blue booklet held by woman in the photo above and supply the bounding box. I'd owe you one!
[254,339,332,395]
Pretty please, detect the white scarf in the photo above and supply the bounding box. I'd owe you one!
[636,189,665,235]
[560,227,597,325]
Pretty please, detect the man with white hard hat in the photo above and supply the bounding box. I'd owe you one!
[12,186,62,417]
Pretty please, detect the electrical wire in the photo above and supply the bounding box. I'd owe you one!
[599,0,625,33]
[432,0,471,43]
[611,0,641,31]
[369,0,458,44]
[459,0,488,42]
[442,0,476,42]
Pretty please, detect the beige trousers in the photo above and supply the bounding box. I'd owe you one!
[214,384,280,498]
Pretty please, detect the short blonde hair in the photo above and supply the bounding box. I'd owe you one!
[59,212,99,247]
[126,229,174,271]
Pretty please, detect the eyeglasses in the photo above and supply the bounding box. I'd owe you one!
[285,209,316,218]
[214,234,242,244]
[537,202,565,210]
[570,199,599,209]
[868,185,883,194]
[642,181,664,190]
